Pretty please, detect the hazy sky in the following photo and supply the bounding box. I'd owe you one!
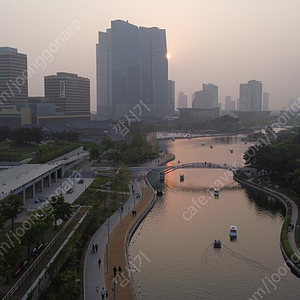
[1,0,300,110]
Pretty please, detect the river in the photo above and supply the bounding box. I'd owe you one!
[129,135,300,300]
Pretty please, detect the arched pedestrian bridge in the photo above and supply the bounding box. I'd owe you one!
[129,162,253,175]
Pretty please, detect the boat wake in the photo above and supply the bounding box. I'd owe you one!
[222,243,274,272]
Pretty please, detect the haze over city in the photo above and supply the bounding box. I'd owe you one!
[1,0,300,110]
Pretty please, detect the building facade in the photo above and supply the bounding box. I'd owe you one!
[202,83,218,108]
[45,72,90,116]
[225,95,235,111]
[0,47,28,104]
[97,20,169,119]
[168,80,175,112]
[192,90,214,109]
[178,92,187,109]
[239,80,262,111]
[262,92,269,111]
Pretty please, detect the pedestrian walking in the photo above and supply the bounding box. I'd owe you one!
[118,265,122,275]
[96,286,99,293]
[106,290,108,298]
[113,265,117,277]
[100,287,106,299]
[92,244,95,253]
[98,258,101,268]
[95,244,98,253]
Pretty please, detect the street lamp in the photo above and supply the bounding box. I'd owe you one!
[106,243,109,274]
[118,204,123,223]
[112,277,117,300]
[107,219,110,244]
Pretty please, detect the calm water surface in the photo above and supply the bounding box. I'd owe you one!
[130,135,300,299]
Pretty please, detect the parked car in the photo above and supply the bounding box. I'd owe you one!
[38,197,47,202]
[67,188,74,194]
[78,178,85,184]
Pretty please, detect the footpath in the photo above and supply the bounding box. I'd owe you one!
[84,154,174,300]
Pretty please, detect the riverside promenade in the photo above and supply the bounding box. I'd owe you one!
[84,154,174,300]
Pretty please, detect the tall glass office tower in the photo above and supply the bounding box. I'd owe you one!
[96,20,169,119]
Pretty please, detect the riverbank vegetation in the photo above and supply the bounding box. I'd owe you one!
[241,128,300,265]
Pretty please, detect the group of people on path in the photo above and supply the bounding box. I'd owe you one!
[96,286,108,299]
[113,265,123,277]
[91,243,98,254]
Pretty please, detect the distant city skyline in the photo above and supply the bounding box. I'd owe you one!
[1,0,300,111]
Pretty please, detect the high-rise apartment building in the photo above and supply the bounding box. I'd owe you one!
[178,92,187,109]
[239,80,262,111]
[262,92,269,111]
[0,47,28,104]
[97,20,169,119]
[192,91,214,109]
[45,72,90,116]
[225,96,235,111]
[203,83,218,108]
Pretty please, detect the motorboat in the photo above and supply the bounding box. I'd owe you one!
[214,188,219,197]
[229,225,237,239]
[180,174,185,181]
[213,239,221,248]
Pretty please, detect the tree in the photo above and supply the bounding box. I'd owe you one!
[0,213,4,229]
[0,236,23,283]
[89,146,100,161]
[50,195,72,229]
[0,194,23,231]
[21,224,41,260]
[107,149,122,166]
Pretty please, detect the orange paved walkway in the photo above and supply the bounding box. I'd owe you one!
[103,154,174,300]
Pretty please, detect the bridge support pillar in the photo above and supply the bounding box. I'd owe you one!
[159,172,165,182]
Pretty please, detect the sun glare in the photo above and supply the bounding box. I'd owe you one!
[166,53,171,59]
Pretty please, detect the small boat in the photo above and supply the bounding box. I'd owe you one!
[229,225,237,239]
[213,239,221,248]
[156,189,163,196]
[214,188,219,197]
[180,174,184,181]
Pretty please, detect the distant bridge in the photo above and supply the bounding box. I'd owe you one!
[129,162,254,175]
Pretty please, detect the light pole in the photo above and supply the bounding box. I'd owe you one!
[118,203,123,223]
[106,243,109,274]
[133,192,136,209]
[112,277,117,300]
[107,219,110,244]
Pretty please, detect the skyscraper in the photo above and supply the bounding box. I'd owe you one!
[45,72,90,116]
[192,91,213,109]
[168,80,175,111]
[178,92,187,109]
[203,83,218,108]
[225,96,235,111]
[97,20,169,119]
[0,47,28,104]
[262,92,269,111]
[239,80,262,111]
